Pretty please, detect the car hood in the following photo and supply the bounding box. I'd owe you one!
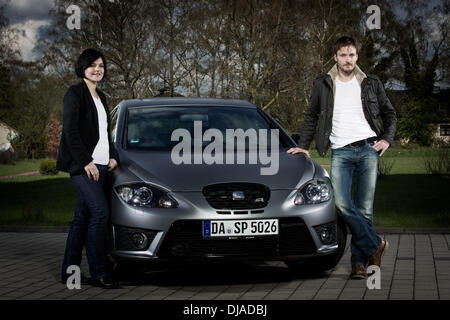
[122,150,315,191]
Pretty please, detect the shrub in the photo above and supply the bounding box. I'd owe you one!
[432,137,450,148]
[396,98,438,146]
[11,132,47,159]
[378,156,396,177]
[424,148,450,175]
[0,148,18,164]
[39,158,58,175]
[390,140,421,150]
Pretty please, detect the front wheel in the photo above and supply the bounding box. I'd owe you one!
[285,217,347,274]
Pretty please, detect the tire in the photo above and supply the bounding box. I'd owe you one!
[285,217,347,274]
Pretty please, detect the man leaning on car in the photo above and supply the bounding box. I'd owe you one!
[287,36,397,279]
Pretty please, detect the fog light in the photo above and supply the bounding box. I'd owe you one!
[320,229,331,242]
[130,232,149,249]
[314,223,337,245]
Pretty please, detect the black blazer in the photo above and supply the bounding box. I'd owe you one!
[56,80,119,175]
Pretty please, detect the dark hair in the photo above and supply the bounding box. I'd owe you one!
[333,36,360,55]
[75,48,107,79]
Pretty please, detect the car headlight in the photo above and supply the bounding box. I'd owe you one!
[115,184,178,208]
[294,179,332,205]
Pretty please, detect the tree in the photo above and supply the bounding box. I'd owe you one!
[153,0,191,97]
[38,0,164,105]
[0,4,20,125]
[30,0,447,139]
[8,61,52,158]
[0,4,19,64]
[396,98,439,146]
[46,113,61,158]
[225,0,289,107]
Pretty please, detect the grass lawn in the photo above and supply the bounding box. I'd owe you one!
[310,146,444,174]
[374,175,450,228]
[0,158,44,176]
[0,173,75,226]
[0,148,449,227]
[311,147,450,227]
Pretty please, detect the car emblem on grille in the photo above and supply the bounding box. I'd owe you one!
[232,191,245,200]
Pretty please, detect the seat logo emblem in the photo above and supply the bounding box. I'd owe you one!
[232,191,245,200]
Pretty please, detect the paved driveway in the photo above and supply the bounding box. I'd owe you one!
[0,232,449,300]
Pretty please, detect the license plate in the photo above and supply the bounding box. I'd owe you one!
[203,219,279,237]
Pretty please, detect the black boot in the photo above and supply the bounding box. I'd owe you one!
[90,275,120,289]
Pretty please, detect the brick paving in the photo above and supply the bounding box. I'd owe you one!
[0,232,449,300]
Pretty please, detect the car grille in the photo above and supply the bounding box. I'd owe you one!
[157,217,316,258]
[202,183,270,209]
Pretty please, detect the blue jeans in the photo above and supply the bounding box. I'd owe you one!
[330,142,382,266]
[61,164,111,280]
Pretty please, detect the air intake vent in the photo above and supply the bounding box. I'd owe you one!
[157,217,317,258]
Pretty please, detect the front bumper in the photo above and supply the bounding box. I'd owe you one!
[109,188,339,263]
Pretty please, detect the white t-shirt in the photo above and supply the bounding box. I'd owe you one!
[91,95,110,165]
[329,76,377,149]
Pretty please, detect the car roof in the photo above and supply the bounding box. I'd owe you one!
[118,98,257,109]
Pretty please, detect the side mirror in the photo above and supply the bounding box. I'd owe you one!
[291,133,301,145]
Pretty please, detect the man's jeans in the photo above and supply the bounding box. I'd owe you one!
[330,143,382,266]
[61,164,110,280]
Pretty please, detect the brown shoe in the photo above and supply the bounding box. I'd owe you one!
[350,264,367,279]
[369,240,389,267]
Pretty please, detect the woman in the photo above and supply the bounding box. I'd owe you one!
[56,48,119,289]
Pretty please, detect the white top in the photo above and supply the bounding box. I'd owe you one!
[91,95,110,165]
[329,76,377,149]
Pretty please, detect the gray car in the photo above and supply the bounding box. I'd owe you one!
[107,98,346,273]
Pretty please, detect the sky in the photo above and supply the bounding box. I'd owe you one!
[1,0,55,61]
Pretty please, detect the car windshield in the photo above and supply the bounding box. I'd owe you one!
[125,106,288,151]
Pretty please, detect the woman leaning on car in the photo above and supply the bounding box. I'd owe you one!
[56,48,120,289]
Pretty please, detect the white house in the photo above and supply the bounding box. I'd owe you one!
[0,121,18,152]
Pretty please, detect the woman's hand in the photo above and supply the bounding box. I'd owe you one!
[108,158,118,172]
[84,161,99,181]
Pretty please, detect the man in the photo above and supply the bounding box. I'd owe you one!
[287,36,397,279]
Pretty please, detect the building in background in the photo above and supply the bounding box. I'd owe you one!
[0,121,18,163]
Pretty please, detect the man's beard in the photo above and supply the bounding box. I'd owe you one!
[338,64,355,75]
